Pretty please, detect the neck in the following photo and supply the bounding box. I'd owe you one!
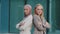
[24,14,31,17]
[35,14,42,19]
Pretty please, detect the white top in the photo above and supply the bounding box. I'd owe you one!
[16,14,33,31]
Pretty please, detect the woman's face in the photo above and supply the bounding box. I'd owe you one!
[35,6,43,15]
[24,6,31,16]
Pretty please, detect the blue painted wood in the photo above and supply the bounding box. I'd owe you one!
[10,0,24,33]
[0,0,1,32]
[1,0,9,33]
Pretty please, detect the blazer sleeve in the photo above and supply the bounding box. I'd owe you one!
[43,22,50,28]
[16,20,23,30]
[19,15,33,30]
[33,15,45,31]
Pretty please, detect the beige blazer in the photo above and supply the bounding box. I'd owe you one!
[33,15,50,34]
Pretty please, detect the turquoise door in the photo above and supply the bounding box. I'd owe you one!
[10,0,24,33]
[0,0,1,32]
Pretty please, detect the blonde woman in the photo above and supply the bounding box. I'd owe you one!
[33,4,50,34]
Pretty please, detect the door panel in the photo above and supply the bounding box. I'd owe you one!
[10,0,24,33]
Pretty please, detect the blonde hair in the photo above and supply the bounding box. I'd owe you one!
[34,4,45,19]
[35,4,43,9]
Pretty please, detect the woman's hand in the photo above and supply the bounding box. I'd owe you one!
[19,22,25,27]
[43,22,50,28]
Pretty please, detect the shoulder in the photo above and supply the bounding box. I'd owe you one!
[33,15,37,18]
[27,14,33,19]
[30,14,33,17]
[33,15,40,19]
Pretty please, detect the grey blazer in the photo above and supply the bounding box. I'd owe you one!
[33,15,50,34]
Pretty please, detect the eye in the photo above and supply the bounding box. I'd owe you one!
[37,8,43,10]
[41,9,43,10]
[37,9,40,10]
[24,9,27,10]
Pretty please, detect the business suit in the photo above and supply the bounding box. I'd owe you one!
[33,14,50,34]
[16,14,33,34]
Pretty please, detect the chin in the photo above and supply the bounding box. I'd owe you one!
[25,14,28,16]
